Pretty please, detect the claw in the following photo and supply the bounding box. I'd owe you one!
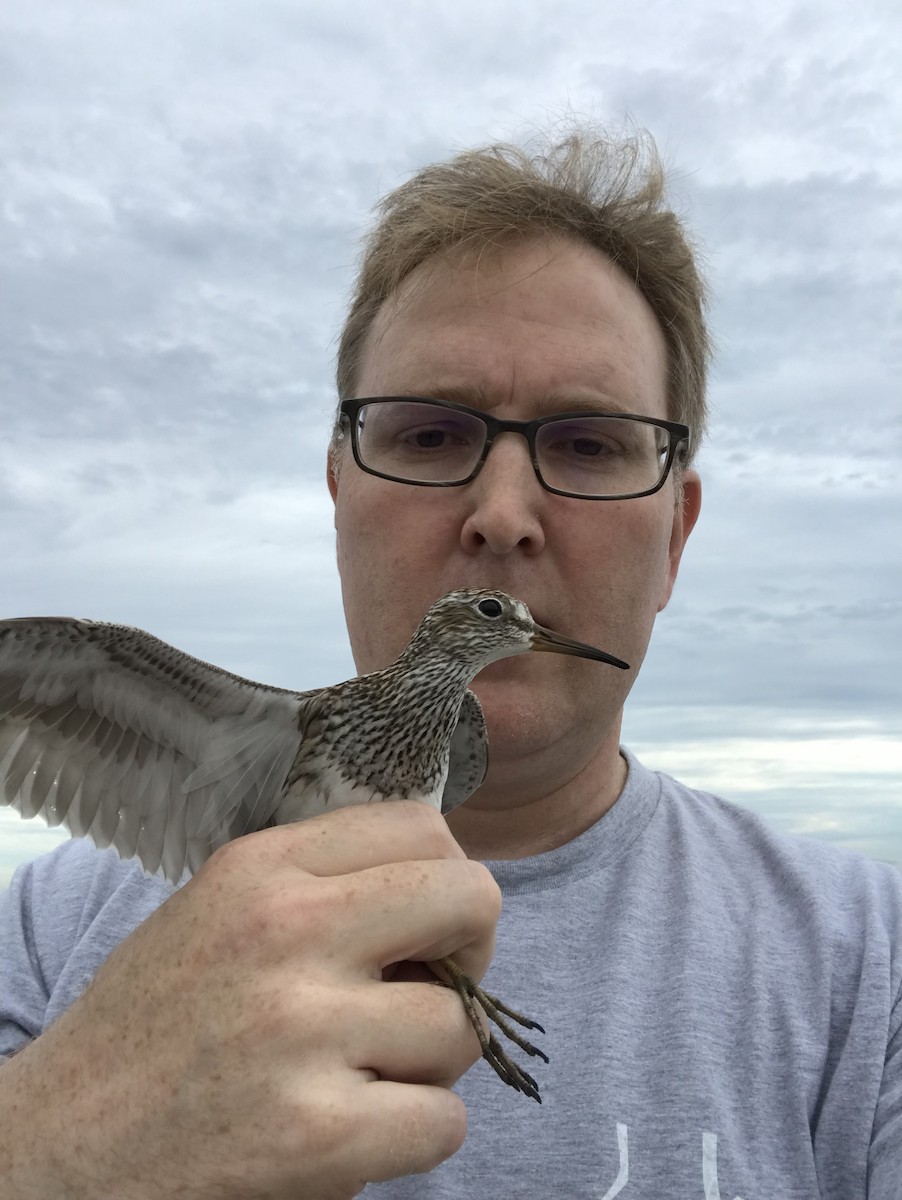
[436,955,546,1103]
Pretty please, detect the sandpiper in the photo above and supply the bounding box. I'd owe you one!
[0,588,628,1101]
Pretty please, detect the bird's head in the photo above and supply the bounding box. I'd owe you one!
[404,588,630,676]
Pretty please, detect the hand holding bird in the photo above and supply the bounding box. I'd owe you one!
[0,588,628,1101]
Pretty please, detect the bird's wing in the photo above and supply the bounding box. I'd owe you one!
[441,688,487,814]
[0,618,310,883]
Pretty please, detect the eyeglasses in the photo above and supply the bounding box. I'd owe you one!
[338,396,691,500]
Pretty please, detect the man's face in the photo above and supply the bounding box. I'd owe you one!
[328,235,700,790]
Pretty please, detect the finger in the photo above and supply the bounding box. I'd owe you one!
[328,1081,468,1186]
[242,799,467,876]
[367,1082,468,1182]
[339,979,482,1087]
[334,857,501,975]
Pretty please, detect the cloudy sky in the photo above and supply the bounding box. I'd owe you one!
[1,0,900,886]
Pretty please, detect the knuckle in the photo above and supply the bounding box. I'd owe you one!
[200,828,288,883]
[462,859,502,919]
[243,876,337,948]
[198,866,333,961]
[201,833,252,877]
[391,799,462,855]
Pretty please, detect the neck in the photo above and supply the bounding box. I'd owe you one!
[392,637,481,686]
[445,721,627,860]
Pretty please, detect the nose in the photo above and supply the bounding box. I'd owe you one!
[459,433,546,556]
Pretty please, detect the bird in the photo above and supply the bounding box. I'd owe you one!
[0,588,629,1101]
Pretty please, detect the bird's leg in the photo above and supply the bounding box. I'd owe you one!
[435,955,548,1103]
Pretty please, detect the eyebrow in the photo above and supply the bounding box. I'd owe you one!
[380,383,638,417]
[390,383,489,408]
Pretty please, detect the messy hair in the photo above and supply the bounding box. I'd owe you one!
[334,127,711,464]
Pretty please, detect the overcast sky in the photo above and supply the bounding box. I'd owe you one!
[1,0,900,886]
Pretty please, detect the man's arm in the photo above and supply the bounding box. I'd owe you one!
[0,802,497,1198]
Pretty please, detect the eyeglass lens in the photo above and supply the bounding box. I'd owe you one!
[352,400,672,497]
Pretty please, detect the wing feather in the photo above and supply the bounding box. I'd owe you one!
[5,728,42,802]
[0,617,309,882]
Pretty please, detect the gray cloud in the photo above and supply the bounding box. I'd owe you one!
[1,0,899,877]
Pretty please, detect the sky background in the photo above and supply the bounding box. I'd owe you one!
[1,0,900,886]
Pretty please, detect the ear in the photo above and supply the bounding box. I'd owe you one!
[657,469,702,613]
[327,447,340,503]
[326,450,343,568]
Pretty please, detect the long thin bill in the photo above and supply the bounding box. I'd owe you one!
[530,626,630,670]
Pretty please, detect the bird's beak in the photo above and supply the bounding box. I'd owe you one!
[530,625,630,670]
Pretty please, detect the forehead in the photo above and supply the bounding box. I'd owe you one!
[355,235,669,419]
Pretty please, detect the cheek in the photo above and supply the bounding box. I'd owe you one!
[333,484,457,669]
[335,505,397,649]
[561,505,675,636]
[335,479,411,574]
[631,522,680,619]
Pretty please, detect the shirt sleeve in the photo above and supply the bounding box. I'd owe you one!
[0,856,52,1056]
[1,840,167,1059]
[869,971,902,1199]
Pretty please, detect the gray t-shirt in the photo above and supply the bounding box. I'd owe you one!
[2,748,901,1198]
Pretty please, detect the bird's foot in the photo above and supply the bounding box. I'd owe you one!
[436,955,547,1103]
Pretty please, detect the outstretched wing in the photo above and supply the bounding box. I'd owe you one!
[441,688,487,814]
[0,618,310,883]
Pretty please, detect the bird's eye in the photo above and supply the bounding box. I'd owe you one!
[477,598,503,619]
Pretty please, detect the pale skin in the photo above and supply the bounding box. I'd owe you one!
[0,234,700,1197]
[331,234,701,859]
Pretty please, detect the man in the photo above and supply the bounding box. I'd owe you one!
[1,129,900,1198]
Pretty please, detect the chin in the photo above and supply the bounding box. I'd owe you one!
[470,674,565,745]
[471,665,620,759]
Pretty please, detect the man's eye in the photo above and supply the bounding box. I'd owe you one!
[569,436,611,457]
[407,427,447,448]
[397,422,472,450]
[551,433,619,458]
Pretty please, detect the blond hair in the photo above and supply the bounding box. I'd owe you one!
[335,128,711,460]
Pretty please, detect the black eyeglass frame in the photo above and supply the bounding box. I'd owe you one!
[338,396,692,500]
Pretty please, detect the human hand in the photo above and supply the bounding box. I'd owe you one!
[0,801,499,1199]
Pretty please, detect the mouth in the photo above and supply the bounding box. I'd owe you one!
[530,624,630,670]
